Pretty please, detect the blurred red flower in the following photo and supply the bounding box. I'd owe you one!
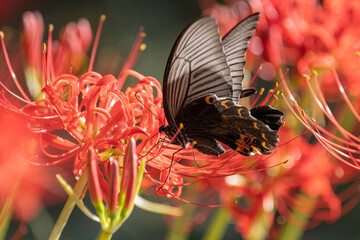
[21,11,93,99]
[0,107,69,223]
[207,127,359,239]
[200,0,360,94]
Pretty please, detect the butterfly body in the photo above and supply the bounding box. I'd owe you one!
[161,13,284,157]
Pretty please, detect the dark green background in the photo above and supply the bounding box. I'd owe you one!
[3,0,360,239]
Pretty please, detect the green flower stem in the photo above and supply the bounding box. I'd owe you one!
[165,230,188,240]
[134,195,183,217]
[278,193,318,240]
[0,173,21,240]
[0,208,11,240]
[202,207,229,240]
[246,209,273,240]
[278,222,304,240]
[49,170,89,240]
[97,229,113,240]
[56,174,100,222]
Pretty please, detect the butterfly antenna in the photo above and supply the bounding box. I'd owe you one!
[193,148,200,167]
[135,92,164,125]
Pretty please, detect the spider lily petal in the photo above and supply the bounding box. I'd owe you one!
[88,148,105,216]
[120,138,138,215]
[107,157,119,216]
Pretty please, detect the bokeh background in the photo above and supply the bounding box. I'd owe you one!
[2,0,360,239]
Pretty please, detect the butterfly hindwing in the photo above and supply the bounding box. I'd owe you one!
[175,95,283,156]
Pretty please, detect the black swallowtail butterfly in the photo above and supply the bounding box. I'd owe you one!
[159,13,284,156]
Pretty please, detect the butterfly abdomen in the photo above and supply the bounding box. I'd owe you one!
[250,106,284,131]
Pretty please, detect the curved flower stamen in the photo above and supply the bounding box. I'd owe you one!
[281,68,360,169]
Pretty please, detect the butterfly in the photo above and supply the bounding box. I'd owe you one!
[159,12,284,157]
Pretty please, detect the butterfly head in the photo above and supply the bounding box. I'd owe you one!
[159,125,191,149]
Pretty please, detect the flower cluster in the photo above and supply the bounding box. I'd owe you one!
[0,10,280,239]
[206,128,359,238]
[0,12,158,238]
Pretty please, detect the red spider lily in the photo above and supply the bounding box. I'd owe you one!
[1,12,163,238]
[207,127,360,239]
[200,0,360,93]
[281,67,360,170]
[0,108,69,224]
[85,138,145,235]
[1,11,285,220]
[0,13,153,178]
[120,138,138,213]
[21,11,93,98]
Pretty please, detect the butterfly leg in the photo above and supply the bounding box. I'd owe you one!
[138,136,168,159]
[190,141,200,167]
[192,148,200,167]
[157,147,184,193]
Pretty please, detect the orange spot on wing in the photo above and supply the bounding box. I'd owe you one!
[205,95,214,104]
[221,100,230,109]
[262,141,270,150]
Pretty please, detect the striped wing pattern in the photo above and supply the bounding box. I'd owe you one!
[164,16,232,124]
[222,13,259,102]
[163,13,259,125]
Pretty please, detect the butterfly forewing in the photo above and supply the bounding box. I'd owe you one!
[163,13,260,125]
[222,13,260,102]
[163,16,233,124]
